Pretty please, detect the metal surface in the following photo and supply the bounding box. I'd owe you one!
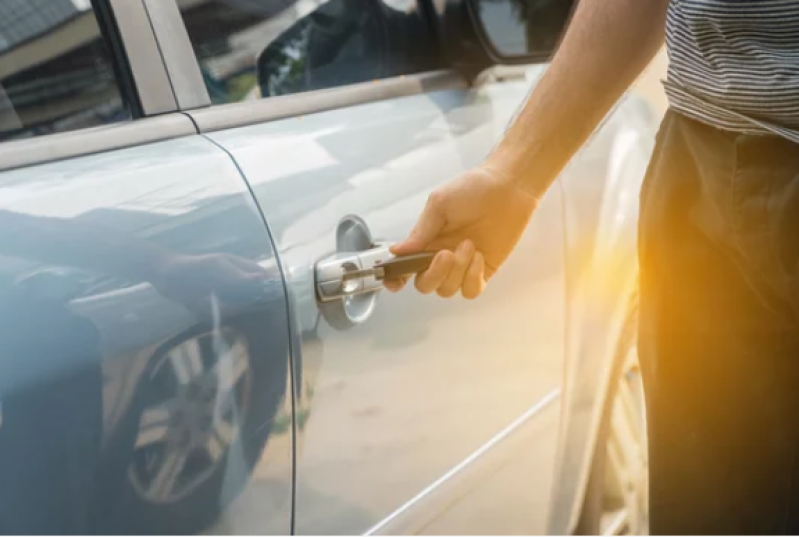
[0,0,661,532]
[601,346,648,535]
[141,0,211,111]
[188,71,467,133]
[0,135,293,534]
[0,114,196,172]
[129,328,252,505]
[546,93,658,534]
[109,0,178,115]
[315,246,392,303]
[340,267,386,283]
[206,70,568,534]
[366,389,561,535]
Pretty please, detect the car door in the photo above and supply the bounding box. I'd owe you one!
[158,0,567,533]
[0,1,292,534]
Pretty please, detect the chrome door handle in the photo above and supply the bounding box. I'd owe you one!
[315,243,392,303]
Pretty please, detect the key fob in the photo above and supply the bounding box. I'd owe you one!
[377,252,436,280]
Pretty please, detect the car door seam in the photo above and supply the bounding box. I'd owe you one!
[199,132,299,535]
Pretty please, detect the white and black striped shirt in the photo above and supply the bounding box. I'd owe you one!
[666,0,799,143]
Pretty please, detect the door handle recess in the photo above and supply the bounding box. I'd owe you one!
[314,214,386,330]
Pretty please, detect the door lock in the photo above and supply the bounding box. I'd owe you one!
[315,244,392,303]
[315,247,435,302]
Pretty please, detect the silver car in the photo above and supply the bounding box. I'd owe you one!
[0,0,653,534]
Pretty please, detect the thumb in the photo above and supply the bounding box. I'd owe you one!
[391,200,445,256]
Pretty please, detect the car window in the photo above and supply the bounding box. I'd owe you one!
[178,0,442,104]
[0,0,131,142]
[477,0,575,56]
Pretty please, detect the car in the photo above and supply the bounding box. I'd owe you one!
[0,0,656,534]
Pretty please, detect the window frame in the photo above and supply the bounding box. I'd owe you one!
[152,0,467,132]
[107,0,180,115]
[0,0,190,172]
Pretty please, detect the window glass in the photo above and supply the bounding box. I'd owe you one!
[0,0,131,142]
[475,0,574,57]
[178,0,441,104]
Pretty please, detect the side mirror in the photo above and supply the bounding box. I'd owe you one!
[255,0,384,98]
[255,19,312,99]
[437,0,577,81]
[471,0,575,61]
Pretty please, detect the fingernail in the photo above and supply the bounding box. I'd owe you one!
[459,240,474,256]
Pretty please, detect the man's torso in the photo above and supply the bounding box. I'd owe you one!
[666,0,799,141]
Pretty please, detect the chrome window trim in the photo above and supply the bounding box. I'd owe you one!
[187,70,467,132]
[142,0,211,111]
[0,114,197,172]
[109,0,178,115]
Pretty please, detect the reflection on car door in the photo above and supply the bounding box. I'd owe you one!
[0,2,293,534]
[205,74,567,535]
[0,137,294,535]
[177,0,567,532]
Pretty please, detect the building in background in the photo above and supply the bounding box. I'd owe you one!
[0,0,128,141]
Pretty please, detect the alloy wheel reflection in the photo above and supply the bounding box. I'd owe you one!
[128,329,252,504]
[602,345,649,535]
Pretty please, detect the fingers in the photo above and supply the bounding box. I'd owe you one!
[385,242,487,299]
[414,250,454,294]
[413,242,486,299]
[390,192,446,256]
[437,240,474,298]
[383,276,409,293]
[462,252,486,300]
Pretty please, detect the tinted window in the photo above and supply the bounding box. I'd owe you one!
[0,0,131,142]
[476,0,574,57]
[178,0,441,103]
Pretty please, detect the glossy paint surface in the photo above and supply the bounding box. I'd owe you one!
[547,93,658,534]
[0,132,293,534]
[206,73,569,534]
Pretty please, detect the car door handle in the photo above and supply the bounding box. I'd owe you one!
[315,243,393,303]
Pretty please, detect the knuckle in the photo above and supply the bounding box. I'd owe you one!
[439,250,456,267]
[427,190,444,211]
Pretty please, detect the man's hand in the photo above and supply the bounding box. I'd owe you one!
[387,167,539,299]
[383,0,669,300]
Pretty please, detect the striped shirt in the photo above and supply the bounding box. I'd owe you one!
[665,0,799,143]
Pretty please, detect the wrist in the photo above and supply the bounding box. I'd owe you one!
[482,147,553,201]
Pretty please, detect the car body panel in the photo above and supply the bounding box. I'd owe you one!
[0,0,662,531]
[547,93,657,534]
[196,73,568,534]
[142,0,659,531]
[0,131,293,534]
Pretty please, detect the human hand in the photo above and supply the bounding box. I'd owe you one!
[387,166,539,299]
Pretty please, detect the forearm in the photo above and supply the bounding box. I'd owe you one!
[486,0,670,197]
